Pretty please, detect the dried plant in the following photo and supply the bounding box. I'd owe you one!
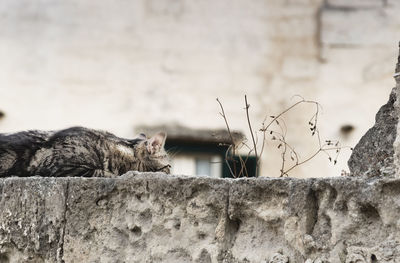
[216,95,352,178]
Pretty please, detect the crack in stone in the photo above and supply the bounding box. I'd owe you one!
[223,181,240,249]
[57,180,69,263]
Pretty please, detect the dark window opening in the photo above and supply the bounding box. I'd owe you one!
[165,140,257,178]
[137,125,257,178]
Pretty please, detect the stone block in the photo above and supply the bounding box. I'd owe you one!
[62,173,230,263]
[2,174,400,261]
[321,8,396,46]
[327,0,384,8]
[0,177,67,262]
[348,43,400,177]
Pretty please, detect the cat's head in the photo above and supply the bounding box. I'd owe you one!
[134,132,171,174]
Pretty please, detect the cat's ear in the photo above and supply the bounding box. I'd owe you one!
[146,132,167,154]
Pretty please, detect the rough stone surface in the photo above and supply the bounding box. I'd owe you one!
[0,178,67,263]
[397,42,400,74]
[3,173,400,262]
[347,88,398,176]
[348,42,400,177]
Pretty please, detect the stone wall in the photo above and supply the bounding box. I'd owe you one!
[2,172,400,262]
[348,42,400,177]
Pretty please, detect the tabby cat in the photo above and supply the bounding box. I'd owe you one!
[0,126,170,177]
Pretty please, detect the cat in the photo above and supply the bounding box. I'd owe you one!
[0,126,171,177]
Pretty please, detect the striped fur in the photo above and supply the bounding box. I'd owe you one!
[0,127,170,177]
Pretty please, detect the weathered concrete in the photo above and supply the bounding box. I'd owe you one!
[348,42,400,177]
[2,173,400,262]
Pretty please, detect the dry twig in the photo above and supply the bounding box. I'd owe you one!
[217,95,350,178]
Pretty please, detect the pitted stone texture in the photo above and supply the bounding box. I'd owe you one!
[348,89,398,177]
[62,173,230,263]
[0,177,67,263]
[228,176,400,262]
[396,42,400,77]
[348,42,400,177]
[3,174,400,262]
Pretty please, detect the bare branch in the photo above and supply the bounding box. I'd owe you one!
[216,98,237,177]
[282,149,322,176]
[224,145,235,178]
[237,154,249,177]
[217,95,349,178]
[244,95,258,175]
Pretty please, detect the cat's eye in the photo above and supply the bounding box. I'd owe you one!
[155,164,171,172]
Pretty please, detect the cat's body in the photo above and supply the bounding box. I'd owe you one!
[0,127,170,177]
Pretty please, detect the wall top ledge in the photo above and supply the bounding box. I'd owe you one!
[1,171,400,262]
[1,171,397,190]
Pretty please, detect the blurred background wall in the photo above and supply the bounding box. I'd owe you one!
[0,0,399,178]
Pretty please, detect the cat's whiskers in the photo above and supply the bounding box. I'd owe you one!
[166,148,181,159]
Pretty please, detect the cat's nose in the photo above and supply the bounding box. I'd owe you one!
[164,165,171,174]
[156,164,171,174]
